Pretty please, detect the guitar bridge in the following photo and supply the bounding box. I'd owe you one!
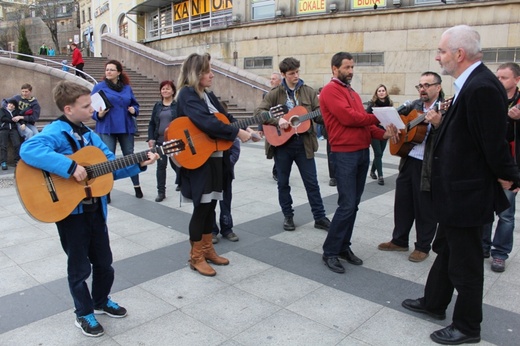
[184,129,196,155]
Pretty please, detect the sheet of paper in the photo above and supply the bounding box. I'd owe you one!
[91,92,108,112]
[371,107,406,130]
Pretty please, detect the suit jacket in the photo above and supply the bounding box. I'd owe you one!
[431,63,519,227]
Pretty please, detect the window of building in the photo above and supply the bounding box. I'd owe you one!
[119,15,128,39]
[482,48,520,63]
[81,10,85,24]
[100,24,108,35]
[353,52,384,66]
[252,0,275,20]
[88,7,91,21]
[244,56,273,69]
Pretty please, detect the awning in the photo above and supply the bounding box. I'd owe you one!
[127,0,180,15]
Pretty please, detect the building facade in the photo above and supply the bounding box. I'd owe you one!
[81,0,520,101]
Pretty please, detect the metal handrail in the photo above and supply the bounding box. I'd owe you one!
[0,49,98,85]
[102,37,270,93]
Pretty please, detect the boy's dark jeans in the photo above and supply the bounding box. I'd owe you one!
[56,207,114,317]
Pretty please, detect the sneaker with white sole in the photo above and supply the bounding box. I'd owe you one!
[94,298,127,318]
[75,313,104,337]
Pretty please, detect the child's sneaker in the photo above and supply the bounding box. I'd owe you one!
[1,162,7,170]
[94,298,127,318]
[75,313,104,337]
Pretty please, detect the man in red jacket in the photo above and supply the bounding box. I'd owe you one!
[70,43,86,80]
[319,52,398,273]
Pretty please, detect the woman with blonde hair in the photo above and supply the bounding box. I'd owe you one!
[176,53,251,276]
[366,84,393,185]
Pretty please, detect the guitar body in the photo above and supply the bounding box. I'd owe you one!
[15,146,114,223]
[164,113,234,169]
[390,110,428,158]
[263,106,312,146]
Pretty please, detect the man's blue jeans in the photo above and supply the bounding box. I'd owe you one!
[482,189,516,260]
[273,137,325,220]
[323,149,369,257]
[99,133,140,186]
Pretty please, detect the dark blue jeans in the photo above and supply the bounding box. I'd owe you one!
[156,153,178,194]
[323,149,369,257]
[99,133,140,186]
[482,189,516,260]
[273,137,325,220]
[56,208,114,317]
[213,173,234,236]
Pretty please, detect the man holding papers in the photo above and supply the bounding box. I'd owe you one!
[377,71,444,262]
[319,52,398,274]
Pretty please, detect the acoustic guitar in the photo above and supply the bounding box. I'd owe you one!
[15,140,184,223]
[263,105,322,146]
[390,99,451,158]
[164,105,285,169]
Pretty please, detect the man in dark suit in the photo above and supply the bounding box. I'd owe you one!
[402,25,520,345]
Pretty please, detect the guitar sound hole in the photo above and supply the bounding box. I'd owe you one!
[290,116,301,127]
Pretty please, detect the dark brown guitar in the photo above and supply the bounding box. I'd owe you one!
[164,105,285,169]
[263,106,321,146]
[15,140,185,223]
[390,99,451,158]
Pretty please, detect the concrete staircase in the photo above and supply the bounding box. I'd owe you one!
[36,56,255,141]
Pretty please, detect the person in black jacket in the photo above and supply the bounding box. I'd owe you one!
[176,53,251,277]
[0,99,24,170]
[147,80,180,202]
[402,25,520,345]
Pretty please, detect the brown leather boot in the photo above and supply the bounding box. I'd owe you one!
[189,240,216,276]
[202,233,230,265]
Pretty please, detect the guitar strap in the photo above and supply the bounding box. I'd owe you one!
[57,116,99,209]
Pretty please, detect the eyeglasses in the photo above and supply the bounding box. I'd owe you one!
[105,69,118,72]
[415,83,440,90]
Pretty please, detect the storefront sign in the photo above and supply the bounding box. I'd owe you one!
[174,0,233,21]
[298,0,326,15]
[352,0,386,10]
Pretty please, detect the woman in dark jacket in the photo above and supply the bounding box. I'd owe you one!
[147,80,179,202]
[176,53,251,276]
[365,84,393,185]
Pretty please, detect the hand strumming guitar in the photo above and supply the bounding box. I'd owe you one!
[383,124,400,144]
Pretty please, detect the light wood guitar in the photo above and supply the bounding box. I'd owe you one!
[390,99,452,158]
[263,106,321,146]
[15,140,185,223]
[164,105,285,169]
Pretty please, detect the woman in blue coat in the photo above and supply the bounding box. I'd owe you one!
[92,60,143,199]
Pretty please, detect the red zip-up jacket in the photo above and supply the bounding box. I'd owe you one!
[320,78,384,152]
[71,48,84,66]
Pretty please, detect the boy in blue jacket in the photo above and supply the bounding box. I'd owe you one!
[19,81,159,337]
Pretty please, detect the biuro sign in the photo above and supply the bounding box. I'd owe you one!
[174,0,233,20]
[351,0,386,10]
[297,0,326,14]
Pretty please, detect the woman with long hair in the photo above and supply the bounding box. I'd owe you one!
[366,84,393,185]
[92,60,143,198]
[147,80,179,202]
[176,53,251,276]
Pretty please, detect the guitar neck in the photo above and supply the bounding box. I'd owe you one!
[296,109,321,122]
[408,113,427,130]
[86,146,164,178]
[229,112,269,129]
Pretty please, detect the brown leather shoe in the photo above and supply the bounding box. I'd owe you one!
[408,250,429,262]
[378,241,409,251]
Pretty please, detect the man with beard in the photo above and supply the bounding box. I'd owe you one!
[319,52,398,273]
[377,72,444,262]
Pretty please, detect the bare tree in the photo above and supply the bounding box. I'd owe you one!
[31,0,76,53]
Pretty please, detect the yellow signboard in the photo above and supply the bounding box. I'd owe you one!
[298,0,326,14]
[352,0,387,10]
[174,0,233,21]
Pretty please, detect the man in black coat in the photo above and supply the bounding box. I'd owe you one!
[402,25,520,345]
